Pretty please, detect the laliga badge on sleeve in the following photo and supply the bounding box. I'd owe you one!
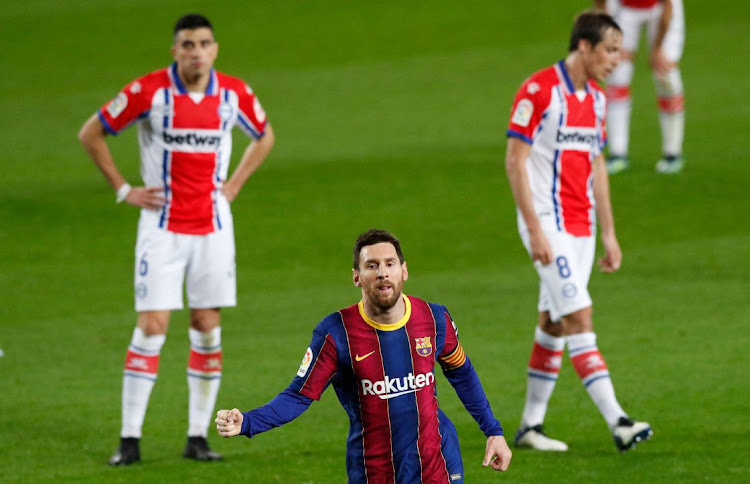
[512,98,533,127]
[297,347,313,377]
[107,92,128,118]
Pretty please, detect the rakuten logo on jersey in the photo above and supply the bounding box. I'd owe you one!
[162,130,222,151]
[555,127,598,151]
[361,371,435,400]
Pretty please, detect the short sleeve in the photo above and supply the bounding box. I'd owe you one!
[235,84,268,139]
[506,77,548,145]
[98,78,152,135]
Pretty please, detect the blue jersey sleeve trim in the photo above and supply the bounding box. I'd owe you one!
[97,110,118,136]
[443,357,504,437]
[241,387,314,438]
[506,130,532,145]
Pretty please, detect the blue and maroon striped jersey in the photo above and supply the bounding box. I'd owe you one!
[242,295,503,484]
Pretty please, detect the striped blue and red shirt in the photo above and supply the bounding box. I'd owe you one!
[98,63,267,235]
[507,60,607,237]
[241,295,503,484]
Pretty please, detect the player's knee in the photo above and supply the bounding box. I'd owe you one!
[608,58,633,86]
[654,67,683,97]
[538,313,563,336]
[137,311,170,335]
[190,308,221,331]
[561,307,593,334]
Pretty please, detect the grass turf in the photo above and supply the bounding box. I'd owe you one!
[1,1,748,482]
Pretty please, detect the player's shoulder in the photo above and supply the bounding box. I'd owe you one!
[126,67,171,94]
[522,65,558,89]
[407,296,449,319]
[314,307,350,334]
[215,70,253,92]
[514,64,557,102]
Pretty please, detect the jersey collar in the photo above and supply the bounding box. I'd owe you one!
[555,60,590,95]
[358,294,411,331]
[169,62,217,95]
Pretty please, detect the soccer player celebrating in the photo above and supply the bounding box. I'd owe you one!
[216,229,512,482]
[595,0,686,174]
[505,11,652,451]
[78,14,275,465]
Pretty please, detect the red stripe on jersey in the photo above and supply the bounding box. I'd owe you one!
[556,93,596,236]
[166,152,218,234]
[528,343,563,374]
[299,335,338,400]
[124,349,160,374]
[571,350,608,379]
[558,150,593,236]
[406,298,450,484]
[171,94,221,129]
[341,306,396,483]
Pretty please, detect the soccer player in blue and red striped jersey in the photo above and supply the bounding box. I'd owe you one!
[216,229,512,483]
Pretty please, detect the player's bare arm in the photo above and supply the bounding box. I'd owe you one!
[482,435,512,472]
[505,137,553,265]
[215,408,244,437]
[78,114,166,210]
[221,124,275,202]
[592,154,622,272]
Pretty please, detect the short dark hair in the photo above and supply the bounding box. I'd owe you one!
[173,13,213,38]
[353,229,405,270]
[568,11,621,52]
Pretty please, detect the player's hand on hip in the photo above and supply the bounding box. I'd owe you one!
[530,231,553,265]
[482,435,512,472]
[215,408,244,437]
[127,186,166,210]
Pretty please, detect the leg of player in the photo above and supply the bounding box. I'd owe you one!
[109,310,170,466]
[605,51,635,175]
[184,308,223,461]
[654,66,685,174]
[514,313,568,451]
[654,0,686,174]
[563,308,652,452]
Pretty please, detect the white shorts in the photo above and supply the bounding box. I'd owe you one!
[614,0,685,62]
[519,228,594,322]
[133,212,237,312]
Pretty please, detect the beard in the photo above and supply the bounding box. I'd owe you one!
[366,285,402,313]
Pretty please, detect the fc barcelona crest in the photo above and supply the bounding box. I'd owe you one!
[415,337,432,357]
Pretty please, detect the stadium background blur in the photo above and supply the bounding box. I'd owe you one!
[1,1,747,482]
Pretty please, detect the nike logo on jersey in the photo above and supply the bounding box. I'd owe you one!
[355,350,376,362]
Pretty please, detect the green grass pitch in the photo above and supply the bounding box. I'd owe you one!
[1,1,748,482]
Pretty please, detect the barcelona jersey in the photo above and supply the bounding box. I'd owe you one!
[243,295,503,484]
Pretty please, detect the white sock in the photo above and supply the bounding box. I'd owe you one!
[655,67,685,157]
[520,326,566,428]
[121,327,166,438]
[187,327,222,437]
[605,59,634,158]
[567,332,625,428]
